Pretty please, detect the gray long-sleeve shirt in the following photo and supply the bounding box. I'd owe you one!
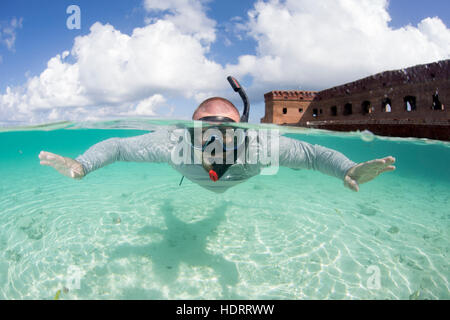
[75,129,357,193]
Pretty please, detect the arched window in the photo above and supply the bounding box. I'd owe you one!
[432,92,443,110]
[382,98,392,112]
[362,101,371,114]
[343,103,353,115]
[330,106,337,116]
[404,96,416,112]
[282,107,287,114]
[312,108,318,117]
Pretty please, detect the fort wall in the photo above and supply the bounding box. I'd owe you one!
[261,91,316,124]
[261,59,450,140]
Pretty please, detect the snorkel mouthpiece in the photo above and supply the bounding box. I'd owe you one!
[203,160,232,182]
[209,170,219,182]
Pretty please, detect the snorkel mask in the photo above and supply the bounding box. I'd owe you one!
[188,125,247,182]
[181,76,251,184]
[185,126,246,152]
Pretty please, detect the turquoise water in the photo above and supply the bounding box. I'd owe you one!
[0,120,448,300]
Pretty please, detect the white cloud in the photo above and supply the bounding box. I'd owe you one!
[226,0,450,93]
[74,22,225,103]
[0,20,228,124]
[0,17,23,51]
[133,94,165,116]
[143,0,216,44]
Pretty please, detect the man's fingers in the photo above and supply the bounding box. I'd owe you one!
[361,159,387,171]
[370,158,396,170]
[383,156,396,165]
[346,156,396,190]
[344,176,359,192]
[39,155,57,164]
[368,156,395,167]
[40,160,61,168]
[39,151,65,163]
[46,154,58,161]
[380,165,396,173]
[39,151,53,160]
[369,164,395,176]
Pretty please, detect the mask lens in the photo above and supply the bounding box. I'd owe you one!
[222,127,246,151]
[185,126,246,151]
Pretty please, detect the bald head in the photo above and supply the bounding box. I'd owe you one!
[192,97,240,123]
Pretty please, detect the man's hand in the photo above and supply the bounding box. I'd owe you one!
[344,156,396,192]
[39,151,85,180]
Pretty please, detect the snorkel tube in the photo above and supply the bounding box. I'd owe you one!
[227,76,250,123]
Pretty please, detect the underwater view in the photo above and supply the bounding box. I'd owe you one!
[0,120,448,300]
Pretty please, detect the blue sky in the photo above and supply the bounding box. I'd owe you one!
[0,0,449,125]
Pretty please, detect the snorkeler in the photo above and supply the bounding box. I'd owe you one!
[39,77,395,193]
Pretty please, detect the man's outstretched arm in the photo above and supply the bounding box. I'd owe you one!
[278,136,395,192]
[39,130,172,179]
